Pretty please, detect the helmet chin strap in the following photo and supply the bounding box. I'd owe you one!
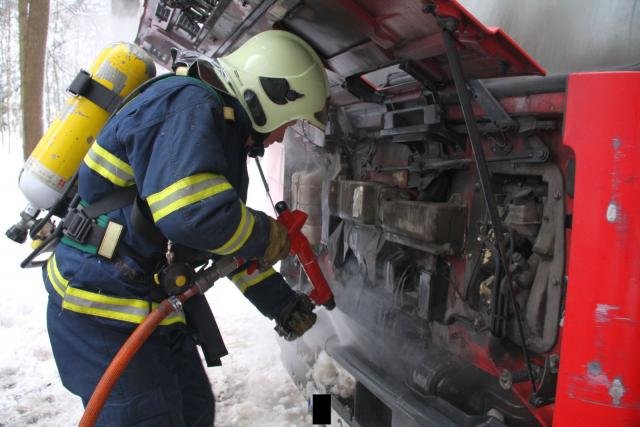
[247,130,267,158]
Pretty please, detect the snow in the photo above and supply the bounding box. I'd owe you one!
[0,144,311,426]
[0,148,83,426]
[310,352,355,400]
[207,284,311,427]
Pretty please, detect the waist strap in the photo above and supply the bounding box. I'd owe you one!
[46,255,185,326]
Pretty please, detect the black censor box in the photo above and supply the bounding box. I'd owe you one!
[312,393,331,425]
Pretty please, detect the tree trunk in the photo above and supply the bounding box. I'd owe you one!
[19,0,50,159]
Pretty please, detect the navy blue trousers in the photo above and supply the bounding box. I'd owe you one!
[46,299,215,426]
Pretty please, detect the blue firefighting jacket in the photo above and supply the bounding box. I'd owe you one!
[45,76,295,329]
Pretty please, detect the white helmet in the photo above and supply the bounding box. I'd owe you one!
[213,30,330,133]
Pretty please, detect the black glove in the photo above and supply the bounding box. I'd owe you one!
[274,293,317,341]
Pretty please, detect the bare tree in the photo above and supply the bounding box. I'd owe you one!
[45,0,96,124]
[1,0,19,150]
[18,0,50,159]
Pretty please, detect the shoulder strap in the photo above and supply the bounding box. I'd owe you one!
[130,195,166,246]
[83,186,137,218]
[83,186,165,247]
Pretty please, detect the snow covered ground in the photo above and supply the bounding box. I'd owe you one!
[0,147,312,426]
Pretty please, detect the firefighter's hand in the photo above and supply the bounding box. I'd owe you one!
[260,218,290,268]
[275,293,317,341]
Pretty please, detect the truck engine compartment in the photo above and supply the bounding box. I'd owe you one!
[278,68,568,426]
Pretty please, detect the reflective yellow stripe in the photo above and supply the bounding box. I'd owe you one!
[147,173,233,222]
[47,256,69,296]
[91,143,134,176]
[210,202,255,255]
[231,267,277,293]
[46,255,185,326]
[65,286,152,310]
[60,298,184,326]
[83,142,135,187]
[61,299,148,324]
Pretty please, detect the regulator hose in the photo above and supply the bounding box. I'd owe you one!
[78,287,199,427]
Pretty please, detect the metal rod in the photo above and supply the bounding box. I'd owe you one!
[441,27,538,394]
[254,157,277,215]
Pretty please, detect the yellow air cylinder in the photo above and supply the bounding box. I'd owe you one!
[19,42,156,209]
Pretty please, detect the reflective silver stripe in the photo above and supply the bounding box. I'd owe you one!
[47,255,185,325]
[84,143,135,185]
[211,203,255,255]
[146,173,234,222]
[149,176,229,215]
[64,292,149,318]
[161,309,186,324]
[61,291,186,325]
[47,256,69,296]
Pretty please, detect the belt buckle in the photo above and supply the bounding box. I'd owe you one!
[63,210,92,244]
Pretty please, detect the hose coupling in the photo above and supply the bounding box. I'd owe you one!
[167,295,183,312]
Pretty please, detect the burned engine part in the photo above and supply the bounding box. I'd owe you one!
[380,200,466,252]
[379,101,440,139]
[328,180,409,225]
[322,128,564,355]
[291,168,324,245]
[490,162,564,353]
[293,278,542,426]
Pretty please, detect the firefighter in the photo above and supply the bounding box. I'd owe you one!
[44,30,329,426]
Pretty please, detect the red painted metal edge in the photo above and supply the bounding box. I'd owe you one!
[435,0,546,76]
[555,72,640,426]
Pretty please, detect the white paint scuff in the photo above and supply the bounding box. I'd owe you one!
[594,304,620,323]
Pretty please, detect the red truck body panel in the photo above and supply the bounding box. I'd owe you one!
[555,72,640,426]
